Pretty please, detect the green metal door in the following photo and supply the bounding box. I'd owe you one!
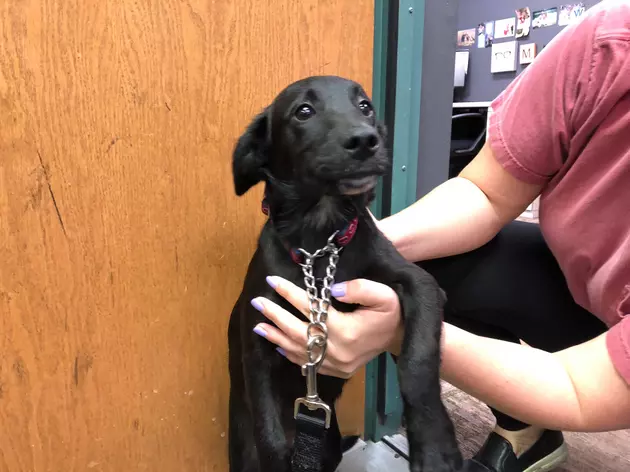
[365,0,426,441]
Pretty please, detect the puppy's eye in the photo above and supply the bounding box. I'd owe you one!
[295,104,315,121]
[358,100,374,117]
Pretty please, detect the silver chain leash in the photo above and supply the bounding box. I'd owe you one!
[293,230,341,428]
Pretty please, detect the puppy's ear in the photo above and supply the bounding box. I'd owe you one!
[232,107,270,196]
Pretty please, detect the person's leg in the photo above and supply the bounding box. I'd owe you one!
[419,220,607,471]
[421,220,606,350]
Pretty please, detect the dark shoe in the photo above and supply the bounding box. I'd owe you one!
[465,429,568,472]
[465,459,494,472]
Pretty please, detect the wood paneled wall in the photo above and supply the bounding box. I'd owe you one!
[0,1,374,471]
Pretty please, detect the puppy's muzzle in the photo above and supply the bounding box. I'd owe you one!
[342,127,380,161]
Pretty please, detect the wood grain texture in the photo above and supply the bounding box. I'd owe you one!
[0,1,373,470]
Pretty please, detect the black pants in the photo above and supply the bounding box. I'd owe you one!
[419,220,607,431]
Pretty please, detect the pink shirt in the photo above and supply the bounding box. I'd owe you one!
[488,0,630,383]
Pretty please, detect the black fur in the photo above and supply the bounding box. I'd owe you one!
[228,76,463,472]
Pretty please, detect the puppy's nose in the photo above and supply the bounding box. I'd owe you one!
[343,129,380,159]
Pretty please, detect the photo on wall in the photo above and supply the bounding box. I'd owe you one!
[520,43,537,64]
[533,7,558,28]
[516,7,532,38]
[477,21,494,48]
[495,17,516,39]
[559,3,586,26]
[491,41,517,73]
[457,28,476,47]
[454,51,470,87]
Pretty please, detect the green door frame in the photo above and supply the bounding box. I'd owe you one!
[365,0,426,441]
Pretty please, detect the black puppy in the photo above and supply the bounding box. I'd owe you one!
[228,76,463,472]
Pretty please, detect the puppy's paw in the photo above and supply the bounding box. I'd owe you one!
[408,445,463,472]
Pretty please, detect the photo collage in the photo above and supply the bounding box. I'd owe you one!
[457,3,586,74]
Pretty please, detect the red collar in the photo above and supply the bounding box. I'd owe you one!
[261,198,358,264]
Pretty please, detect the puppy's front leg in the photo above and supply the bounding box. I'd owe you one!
[374,260,463,472]
[395,272,462,471]
[241,323,292,471]
[397,271,464,472]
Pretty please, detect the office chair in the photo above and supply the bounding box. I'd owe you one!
[449,112,487,178]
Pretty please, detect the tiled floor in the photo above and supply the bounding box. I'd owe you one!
[337,437,409,472]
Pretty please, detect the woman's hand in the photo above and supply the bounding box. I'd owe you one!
[250,276,403,378]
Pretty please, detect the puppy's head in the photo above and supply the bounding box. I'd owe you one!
[232,76,389,200]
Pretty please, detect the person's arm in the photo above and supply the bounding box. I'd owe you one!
[255,274,630,432]
[440,322,630,432]
[376,141,543,262]
[379,0,612,262]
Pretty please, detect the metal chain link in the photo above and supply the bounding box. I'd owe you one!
[293,231,342,430]
[297,231,341,370]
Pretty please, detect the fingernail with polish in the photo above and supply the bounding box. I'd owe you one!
[331,283,346,298]
[253,325,267,338]
[266,276,280,289]
[276,347,286,357]
[251,298,264,312]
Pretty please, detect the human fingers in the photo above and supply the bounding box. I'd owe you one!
[274,345,358,380]
[262,276,393,379]
[254,320,357,379]
[329,278,399,311]
[264,276,313,318]
[252,322,307,364]
[250,297,308,347]
[327,279,403,363]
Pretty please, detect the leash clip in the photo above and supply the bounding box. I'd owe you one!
[293,362,332,429]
